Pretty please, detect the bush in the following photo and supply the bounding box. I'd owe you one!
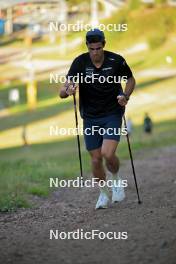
[0,194,29,212]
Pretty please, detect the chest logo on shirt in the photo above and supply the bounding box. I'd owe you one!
[85,67,94,76]
[102,67,112,71]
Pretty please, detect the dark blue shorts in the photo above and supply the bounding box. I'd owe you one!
[83,113,123,151]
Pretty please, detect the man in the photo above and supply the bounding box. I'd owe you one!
[59,29,135,209]
[144,113,153,134]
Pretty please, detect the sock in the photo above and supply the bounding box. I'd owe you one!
[112,173,120,181]
[99,184,109,195]
[107,170,120,181]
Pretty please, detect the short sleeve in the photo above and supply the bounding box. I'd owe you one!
[118,56,133,79]
[66,56,81,82]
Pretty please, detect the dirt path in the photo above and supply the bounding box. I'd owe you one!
[0,146,176,264]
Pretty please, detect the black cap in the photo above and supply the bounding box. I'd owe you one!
[86,28,105,43]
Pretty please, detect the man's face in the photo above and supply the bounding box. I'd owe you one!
[87,42,104,63]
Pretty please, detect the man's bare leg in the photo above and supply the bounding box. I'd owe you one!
[89,147,106,181]
[101,139,125,203]
[101,139,119,174]
[89,147,109,209]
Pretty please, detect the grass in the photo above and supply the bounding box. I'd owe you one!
[1,74,176,148]
[0,118,176,212]
[0,79,61,108]
[126,76,176,124]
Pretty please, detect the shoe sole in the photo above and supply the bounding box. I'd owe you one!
[112,196,125,203]
[95,206,108,209]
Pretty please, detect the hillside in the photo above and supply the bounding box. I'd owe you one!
[0,1,176,212]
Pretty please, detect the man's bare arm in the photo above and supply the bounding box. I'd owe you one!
[124,76,136,99]
[117,76,136,106]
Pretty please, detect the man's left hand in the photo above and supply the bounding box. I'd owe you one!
[117,95,128,106]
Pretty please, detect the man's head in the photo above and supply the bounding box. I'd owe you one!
[86,29,106,63]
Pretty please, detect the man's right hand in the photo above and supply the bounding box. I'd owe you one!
[59,81,78,98]
[65,83,77,96]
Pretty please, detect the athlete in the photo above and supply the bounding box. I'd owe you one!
[59,29,136,209]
